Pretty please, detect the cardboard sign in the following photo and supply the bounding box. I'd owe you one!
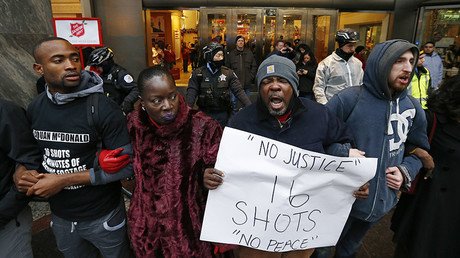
[201,127,377,252]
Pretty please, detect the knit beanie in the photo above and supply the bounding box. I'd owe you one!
[235,35,244,43]
[256,55,299,96]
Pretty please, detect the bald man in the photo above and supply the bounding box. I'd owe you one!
[16,37,133,257]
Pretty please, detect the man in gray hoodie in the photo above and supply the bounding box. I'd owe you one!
[315,39,430,258]
[15,37,133,257]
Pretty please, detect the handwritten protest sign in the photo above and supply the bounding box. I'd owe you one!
[200,127,377,252]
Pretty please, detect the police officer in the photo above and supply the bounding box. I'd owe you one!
[87,47,139,113]
[186,42,251,127]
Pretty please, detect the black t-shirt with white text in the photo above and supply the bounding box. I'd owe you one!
[27,93,129,221]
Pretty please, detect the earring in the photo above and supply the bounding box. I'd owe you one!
[142,106,145,111]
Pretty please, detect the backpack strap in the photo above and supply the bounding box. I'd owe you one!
[86,93,102,150]
[87,93,99,130]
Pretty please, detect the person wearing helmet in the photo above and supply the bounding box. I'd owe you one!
[186,42,251,127]
[87,47,139,113]
[313,28,364,104]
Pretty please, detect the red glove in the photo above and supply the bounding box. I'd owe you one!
[98,148,130,174]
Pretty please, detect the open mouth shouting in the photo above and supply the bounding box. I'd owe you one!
[269,94,285,111]
[398,74,410,85]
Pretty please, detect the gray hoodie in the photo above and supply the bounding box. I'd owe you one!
[327,39,430,222]
[46,70,104,105]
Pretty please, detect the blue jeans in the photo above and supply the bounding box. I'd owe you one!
[313,216,376,258]
[51,200,131,258]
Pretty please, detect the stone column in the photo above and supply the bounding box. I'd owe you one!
[92,0,146,79]
[0,0,53,107]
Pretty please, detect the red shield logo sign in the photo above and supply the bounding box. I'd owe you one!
[70,22,85,37]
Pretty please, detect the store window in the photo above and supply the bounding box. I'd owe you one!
[416,7,460,76]
[263,9,277,57]
[237,14,257,51]
[364,25,382,50]
[313,15,331,62]
[281,14,302,43]
[208,14,227,45]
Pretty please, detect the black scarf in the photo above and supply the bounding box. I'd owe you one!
[335,48,354,61]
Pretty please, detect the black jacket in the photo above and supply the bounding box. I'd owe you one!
[225,48,257,89]
[0,99,41,227]
[296,62,317,94]
[228,96,352,156]
[186,65,251,111]
[100,64,139,113]
[392,110,460,258]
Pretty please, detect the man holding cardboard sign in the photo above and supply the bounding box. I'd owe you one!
[202,55,373,257]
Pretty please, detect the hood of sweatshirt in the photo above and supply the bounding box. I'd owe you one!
[363,39,419,101]
[46,70,104,105]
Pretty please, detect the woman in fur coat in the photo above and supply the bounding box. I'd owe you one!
[127,66,223,257]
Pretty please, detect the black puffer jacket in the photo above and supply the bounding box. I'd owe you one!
[0,99,41,227]
[226,48,257,89]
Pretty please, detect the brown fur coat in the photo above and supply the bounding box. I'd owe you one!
[127,95,222,257]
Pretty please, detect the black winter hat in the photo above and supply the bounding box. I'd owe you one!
[235,35,244,43]
[256,55,299,96]
[203,42,223,62]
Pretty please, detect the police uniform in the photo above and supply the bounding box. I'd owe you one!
[186,65,251,127]
[100,64,139,113]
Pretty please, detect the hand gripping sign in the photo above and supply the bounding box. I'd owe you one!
[201,128,377,252]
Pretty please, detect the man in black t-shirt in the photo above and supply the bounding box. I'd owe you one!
[15,37,134,258]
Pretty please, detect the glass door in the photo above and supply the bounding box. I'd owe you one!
[277,10,307,45]
[198,8,338,63]
[308,9,338,62]
[231,9,263,63]
[262,9,277,59]
[199,9,231,48]
[200,8,264,63]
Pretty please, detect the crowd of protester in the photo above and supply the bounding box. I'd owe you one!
[1,26,459,258]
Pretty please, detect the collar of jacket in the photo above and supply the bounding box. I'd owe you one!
[417,66,428,74]
[255,95,306,123]
[335,48,354,61]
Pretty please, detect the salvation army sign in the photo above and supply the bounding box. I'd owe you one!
[200,128,377,252]
[53,18,103,47]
